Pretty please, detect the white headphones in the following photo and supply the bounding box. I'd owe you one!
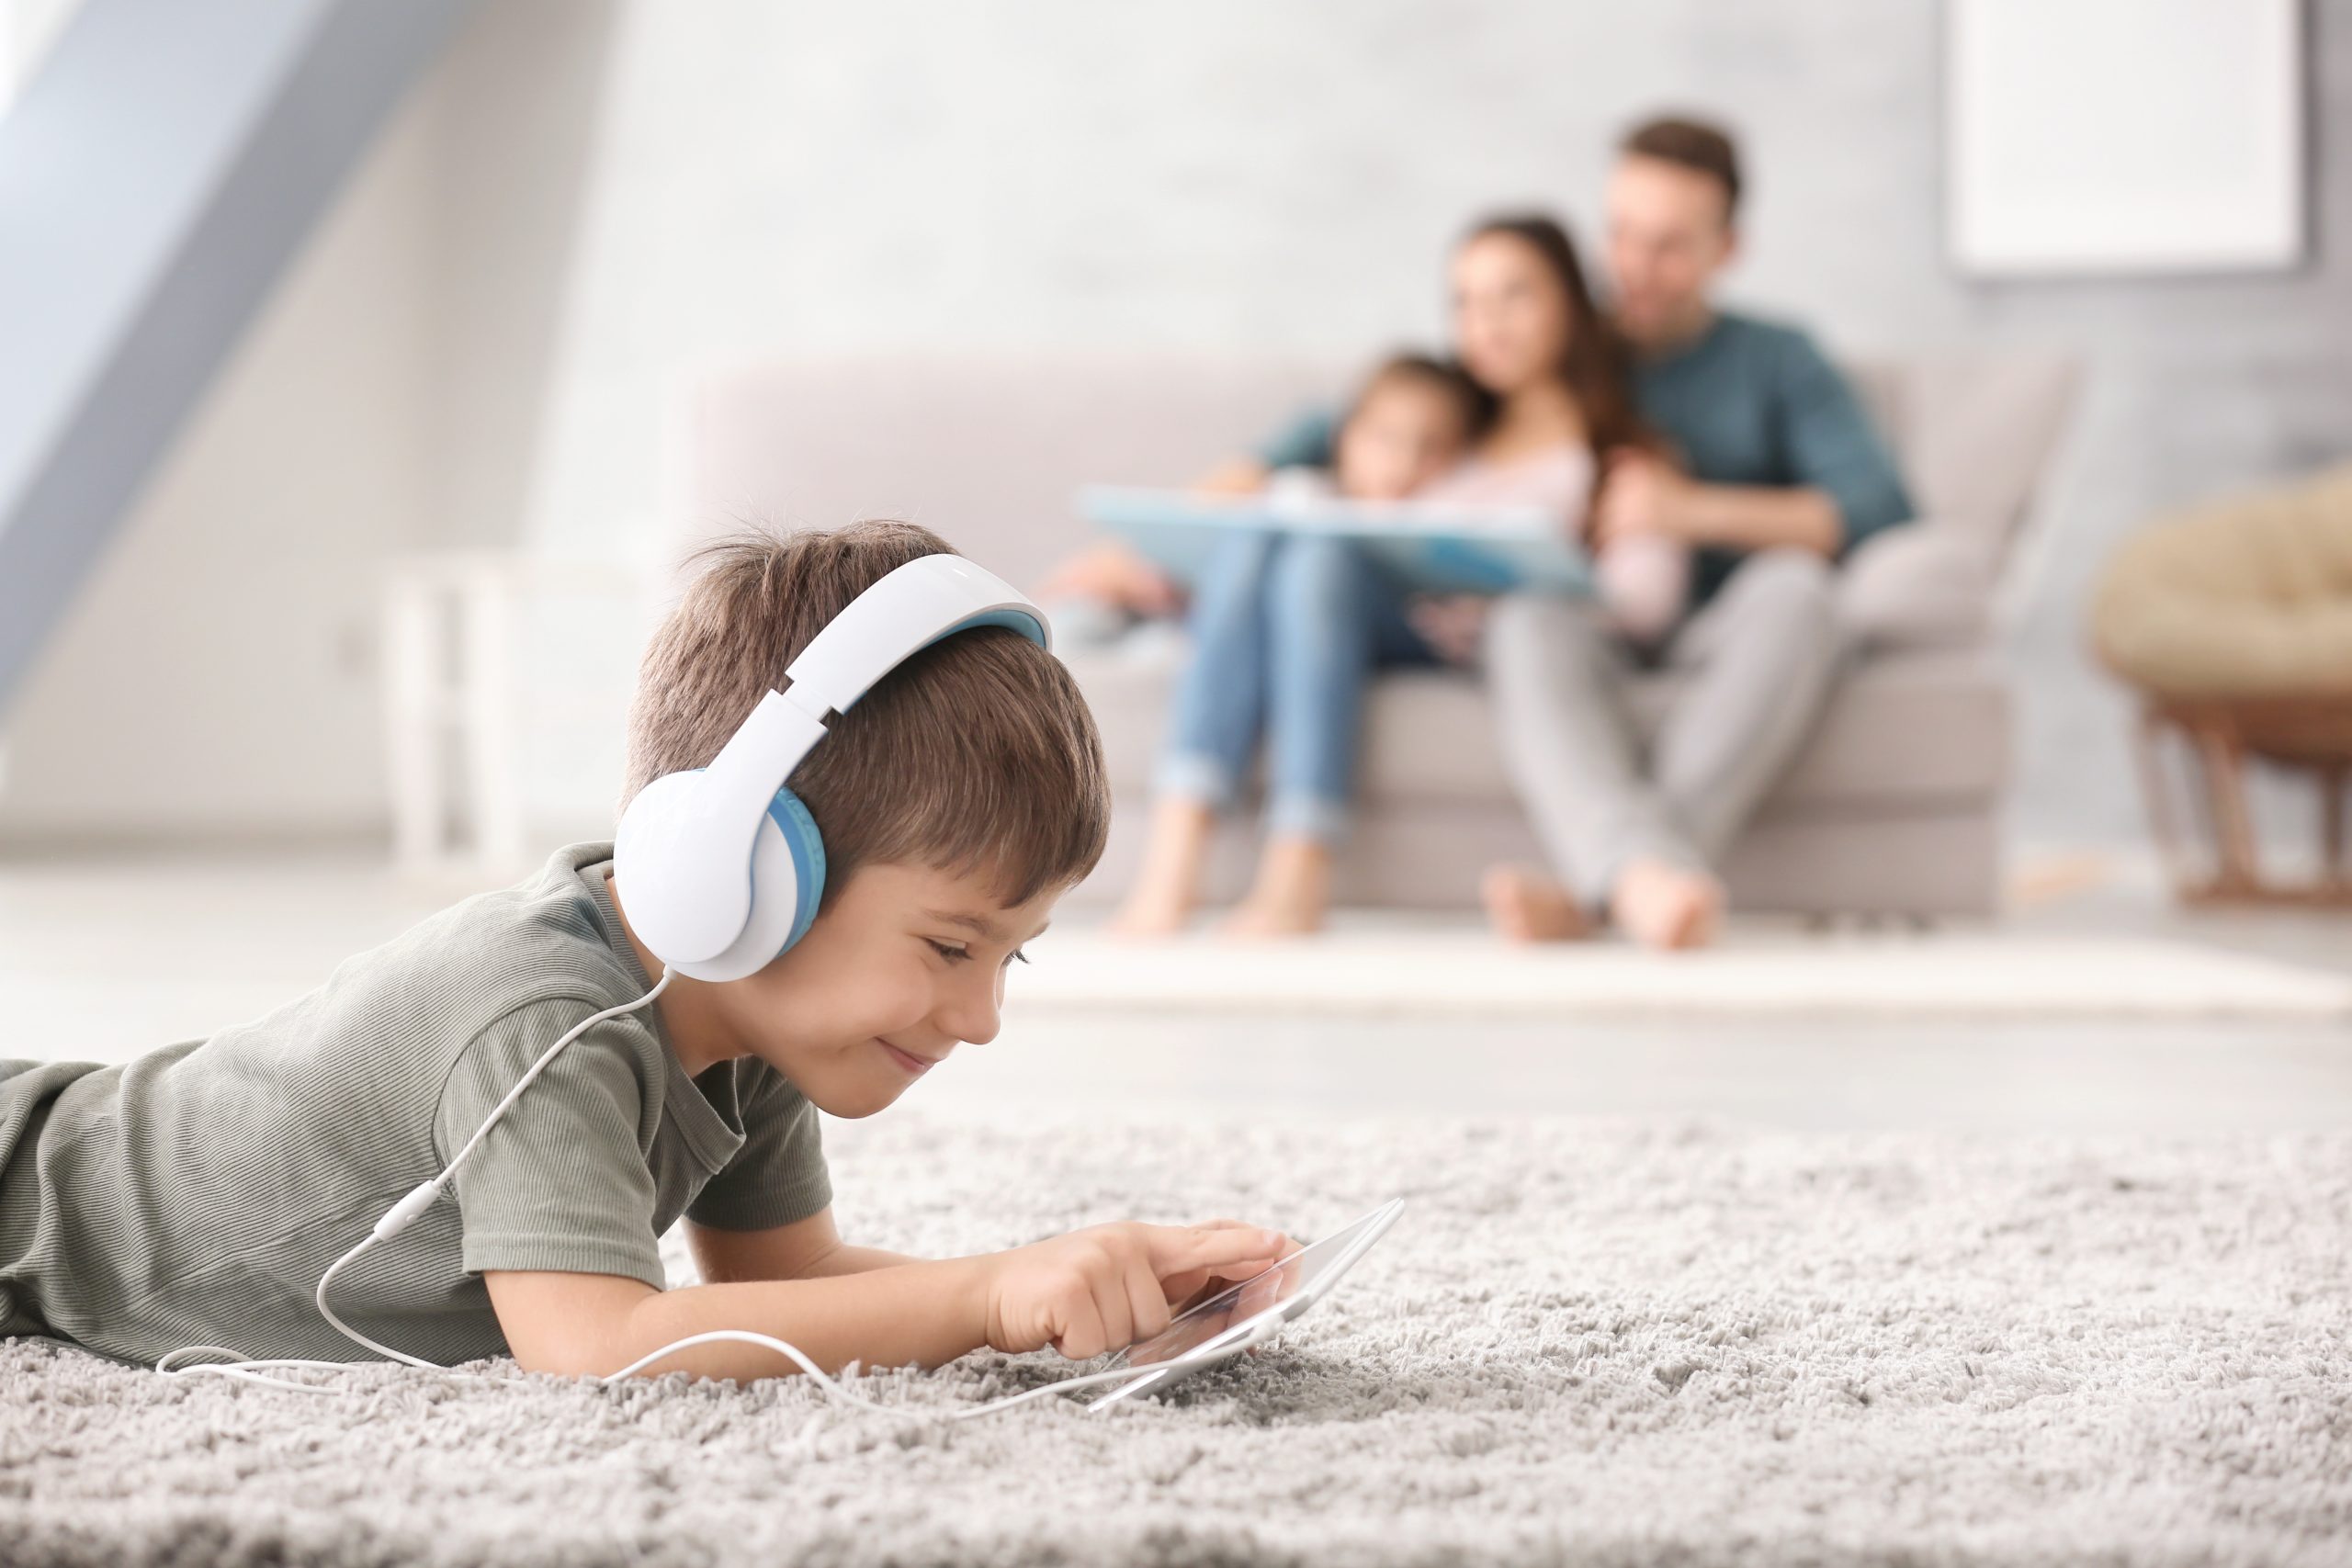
[613,552,1049,982]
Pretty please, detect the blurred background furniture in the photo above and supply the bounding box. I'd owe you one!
[677,352,2076,918]
[379,552,651,879]
[675,352,2077,917]
[2094,465,2352,908]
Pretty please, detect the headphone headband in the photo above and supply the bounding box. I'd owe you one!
[786,553,1048,717]
[616,553,1048,968]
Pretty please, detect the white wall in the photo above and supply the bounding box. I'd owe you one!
[0,62,440,840]
[5,0,2345,849]
[0,0,614,844]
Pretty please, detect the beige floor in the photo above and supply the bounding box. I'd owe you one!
[2,849,2346,1134]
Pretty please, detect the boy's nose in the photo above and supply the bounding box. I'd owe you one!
[938,984,1001,1048]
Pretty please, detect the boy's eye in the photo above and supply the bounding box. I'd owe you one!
[925,940,1031,967]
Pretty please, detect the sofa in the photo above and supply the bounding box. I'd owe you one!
[678,351,2077,916]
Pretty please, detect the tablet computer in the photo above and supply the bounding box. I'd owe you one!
[1079,486,1591,596]
[1085,1198,1406,1411]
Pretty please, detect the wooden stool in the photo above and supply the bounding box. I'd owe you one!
[2131,694,2352,907]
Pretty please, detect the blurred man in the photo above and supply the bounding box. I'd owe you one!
[1481,115,1914,949]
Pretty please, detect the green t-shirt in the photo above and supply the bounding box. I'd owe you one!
[0,843,830,1367]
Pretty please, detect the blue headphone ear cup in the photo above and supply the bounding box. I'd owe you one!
[658,783,829,983]
[764,786,827,953]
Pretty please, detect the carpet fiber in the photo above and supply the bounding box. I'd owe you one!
[5,1116,2349,1567]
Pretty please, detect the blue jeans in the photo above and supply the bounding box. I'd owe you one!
[1157,533,1437,842]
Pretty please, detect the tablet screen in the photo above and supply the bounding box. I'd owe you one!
[1110,1202,1399,1373]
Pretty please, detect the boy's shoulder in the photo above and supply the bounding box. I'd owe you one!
[359,841,651,1046]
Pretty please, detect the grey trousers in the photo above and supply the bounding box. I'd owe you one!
[1484,548,1842,906]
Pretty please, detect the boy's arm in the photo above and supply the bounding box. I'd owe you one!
[485,1219,1288,1382]
[489,1259,983,1382]
[486,1260,987,1381]
[687,1206,918,1283]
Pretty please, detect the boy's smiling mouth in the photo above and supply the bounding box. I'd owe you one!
[877,1039,941,1076]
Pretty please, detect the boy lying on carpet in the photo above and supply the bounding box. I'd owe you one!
[0,522,1289,1382]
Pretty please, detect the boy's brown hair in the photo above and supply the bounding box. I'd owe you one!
[624,520,1109,908]
[1621,114,1743,221]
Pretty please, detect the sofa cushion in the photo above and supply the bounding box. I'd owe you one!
[1843,353,2078,554]
[679,355,1347,593]
[1837,521,1998,651]
[1070,644,2009,813]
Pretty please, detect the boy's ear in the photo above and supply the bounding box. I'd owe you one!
[797,856,876,925]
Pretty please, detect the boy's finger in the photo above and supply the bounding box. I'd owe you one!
[1054,1293,1109,1362]
[1148,1220,1258,1300]
[1190,1219,1301,1267]
[1094,1262,1136,1354]
[1124,1252,1171,1346]
[1162,1269,1217,1315]
[1147,1223,1288,1279]
[1184,1217,1286,1240]
[1248,1234,1302,1267]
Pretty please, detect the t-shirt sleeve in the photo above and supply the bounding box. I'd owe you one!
[1772,330,1915,553]
[684,1062,831,1232]
[1253,405,1341,470]
[433,998,668,1290]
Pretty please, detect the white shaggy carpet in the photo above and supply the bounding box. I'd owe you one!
[1019,930,2352,1021]
[4,1116,2348,1567]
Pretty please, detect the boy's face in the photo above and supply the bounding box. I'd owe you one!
[707,861,1060,1118]
[1334,378,1471,501]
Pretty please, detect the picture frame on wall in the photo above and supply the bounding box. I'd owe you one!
[1947,0,2305,276]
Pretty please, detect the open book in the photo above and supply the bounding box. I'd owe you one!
[1079,483,1592,596]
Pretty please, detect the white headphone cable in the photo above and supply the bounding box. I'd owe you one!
[154,972,1172,1416]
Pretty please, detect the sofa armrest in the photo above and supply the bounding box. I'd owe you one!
[1837,520,1998,652]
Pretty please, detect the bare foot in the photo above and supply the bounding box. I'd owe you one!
[1217,837,1332,939]
[1608,857,1724,951]
[1480,864,1593,943]
[1110,887,1193,939]
[1109,800,1216,938]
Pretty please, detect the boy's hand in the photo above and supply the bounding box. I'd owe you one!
[977,1220,1291,1361]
